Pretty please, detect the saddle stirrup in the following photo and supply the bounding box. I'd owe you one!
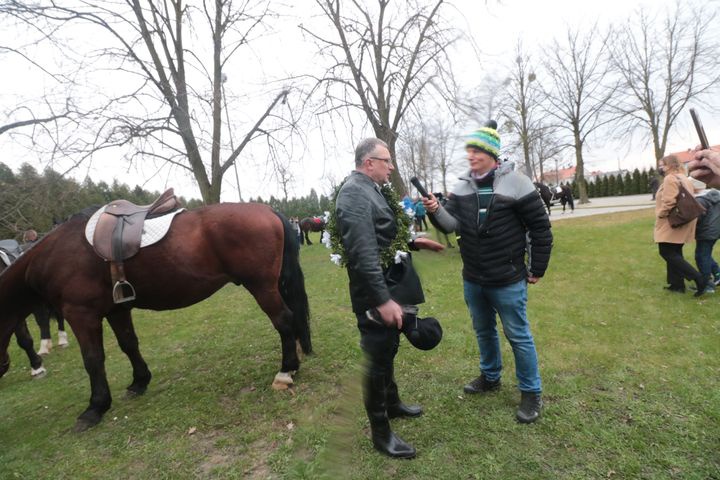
[110,262,136,303]
[112,280,136,303]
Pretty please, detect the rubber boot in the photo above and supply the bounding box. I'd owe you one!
[364,374,416,459]
[385,375,422,419]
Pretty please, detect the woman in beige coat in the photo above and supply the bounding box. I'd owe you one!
[654,155,708,296]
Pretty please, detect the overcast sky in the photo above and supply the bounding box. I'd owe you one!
[1,0,717,202]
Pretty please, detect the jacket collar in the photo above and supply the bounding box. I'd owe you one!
[350,170,383,193]
[458,160,515,183]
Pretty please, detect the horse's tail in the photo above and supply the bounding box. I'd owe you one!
[274,211,312,354]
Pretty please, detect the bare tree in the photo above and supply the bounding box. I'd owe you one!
[609,2,720,162]
[542,25,617,203]
[303,0,458,193]
[458,74,510,127]
[397,116,459,197]
[2,0,294,204]
[531,123,566,183]
[500,42,544,179]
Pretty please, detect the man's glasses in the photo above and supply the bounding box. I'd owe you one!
[369,156,392,164]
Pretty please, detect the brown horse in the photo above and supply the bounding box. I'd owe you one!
[299,217,326,245]
[0,241,46,377]
[0,203,311,431]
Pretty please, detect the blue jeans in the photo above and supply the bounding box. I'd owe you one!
[463,279,541,393]
[694,239,719,282]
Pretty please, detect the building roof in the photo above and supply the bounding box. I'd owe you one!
[666,145,720,164]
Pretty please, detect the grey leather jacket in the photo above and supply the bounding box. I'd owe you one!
[335,171,398,314]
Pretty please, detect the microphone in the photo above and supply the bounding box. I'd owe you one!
[410,177,430,199]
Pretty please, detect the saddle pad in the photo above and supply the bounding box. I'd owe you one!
[84,206,186,248]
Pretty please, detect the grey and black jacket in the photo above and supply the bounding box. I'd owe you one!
[695,189,720,241]
[335,171,400,314]
[429,162,553,286]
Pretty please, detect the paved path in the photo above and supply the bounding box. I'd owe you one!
[548,194,655,221]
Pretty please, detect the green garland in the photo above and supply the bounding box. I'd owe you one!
[325,180,412,268]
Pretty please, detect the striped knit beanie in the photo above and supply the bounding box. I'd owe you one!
[465,120,500,159]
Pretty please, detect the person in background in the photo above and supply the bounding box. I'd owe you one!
[422,120,553,424]
[654,154,708,296]
[649,175,660,200]
[20,229,38,252]
[414,198,428,231]
[694,188,720,292]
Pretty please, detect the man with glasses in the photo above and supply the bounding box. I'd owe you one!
[334,137,442,459]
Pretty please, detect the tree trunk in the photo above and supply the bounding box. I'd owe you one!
[574,133,589,204]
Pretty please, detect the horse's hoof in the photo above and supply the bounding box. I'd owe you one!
[271,371,294,391]
[125,386,147,399]
[73,419,96,433]
[31,366,47,378]
[74,411,102,432]
[58,331,69,347]
[38,339,52,356]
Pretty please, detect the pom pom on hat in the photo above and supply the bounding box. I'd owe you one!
[465,120,501,159]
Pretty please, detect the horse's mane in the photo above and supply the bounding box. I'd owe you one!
[67,205,102,221]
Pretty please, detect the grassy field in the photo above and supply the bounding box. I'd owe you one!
[1,208,719,479]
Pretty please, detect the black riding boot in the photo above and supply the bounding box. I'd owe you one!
[364,374,416,459]
[385,375,423,419]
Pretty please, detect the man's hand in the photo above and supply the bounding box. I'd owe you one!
[528,276,540,284]
[413,237,445,252]
[688,147,720,188]
[421,193,439,214]
[376,299,404,329]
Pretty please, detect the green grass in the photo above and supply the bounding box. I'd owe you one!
[1,209,719,479]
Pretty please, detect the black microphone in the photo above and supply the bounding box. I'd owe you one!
[410,177,430,199]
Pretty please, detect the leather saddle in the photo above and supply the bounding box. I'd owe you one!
[92,188,181,303]
[0,239,22,267]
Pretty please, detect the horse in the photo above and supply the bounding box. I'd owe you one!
[0,201,312,432]
[2,237,70,358]
[299,217,326,245]
[534,182,575,215]
[0,240,48,377]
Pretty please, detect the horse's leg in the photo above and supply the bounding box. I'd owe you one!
[244,282,299,390]
[69,311,112,432]
[56,309,69,347]
[305,230,313,245]
[14,320,46,377]
[106,309,151,397]
[34,306,53,355]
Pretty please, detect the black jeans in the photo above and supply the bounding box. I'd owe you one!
[658,242,702,288]
[356,312,400,378]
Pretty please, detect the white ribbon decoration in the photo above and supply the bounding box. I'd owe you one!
[394,250,408,264]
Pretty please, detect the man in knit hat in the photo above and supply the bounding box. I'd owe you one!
[422,120,553,423]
